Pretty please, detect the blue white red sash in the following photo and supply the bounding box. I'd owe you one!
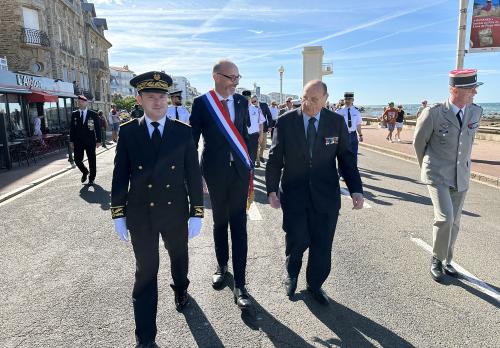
[202,90,252,170]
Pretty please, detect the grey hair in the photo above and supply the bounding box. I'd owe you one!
[212,59,236,73]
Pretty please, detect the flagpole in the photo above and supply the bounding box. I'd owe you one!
[456,0,469,69]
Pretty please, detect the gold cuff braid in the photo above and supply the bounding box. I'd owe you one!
[111,206,126,219]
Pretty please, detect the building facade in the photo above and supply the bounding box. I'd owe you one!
[110,65,136,97]
[171,76,199,104]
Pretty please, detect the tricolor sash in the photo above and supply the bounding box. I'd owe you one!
[202,90,253,170]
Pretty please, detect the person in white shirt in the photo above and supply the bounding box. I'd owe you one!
[269,100,279,139]
[242,91,266,166]
[335,92,363,172]
[166,90,191,124]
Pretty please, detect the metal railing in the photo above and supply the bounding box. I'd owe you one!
[322,63,333,75]
[21,27,50,47]
[59,42,76,56]
[90,58,107,71]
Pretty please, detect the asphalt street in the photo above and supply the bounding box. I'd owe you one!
[1,141,499,348]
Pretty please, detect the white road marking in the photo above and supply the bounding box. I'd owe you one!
[247,202,262,221]
[410,237,500,303]
[340,187,372,208]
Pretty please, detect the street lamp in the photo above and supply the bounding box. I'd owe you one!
[278,65,284,104]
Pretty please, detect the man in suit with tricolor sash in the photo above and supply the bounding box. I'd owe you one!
[190,60,253,309]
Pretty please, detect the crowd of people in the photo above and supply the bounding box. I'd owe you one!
[65,59,486,348]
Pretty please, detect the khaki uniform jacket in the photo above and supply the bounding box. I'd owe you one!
[413,100,482,192]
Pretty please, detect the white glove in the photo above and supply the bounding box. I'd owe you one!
[188,217,202,240]
[114,217,129,241]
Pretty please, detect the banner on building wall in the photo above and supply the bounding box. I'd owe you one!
[469,0,500,52]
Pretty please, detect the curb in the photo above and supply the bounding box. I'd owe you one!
[0,144,116,204]
[359,142,500,188]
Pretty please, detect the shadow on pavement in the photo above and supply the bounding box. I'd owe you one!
[223,273,313,347]
[182,296,224,348]
[298,291,416,347]
[79,183,110,211]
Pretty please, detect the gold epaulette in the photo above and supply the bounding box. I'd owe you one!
[119,119,136,127]
[174,119,191,127]
[111,206,126,219]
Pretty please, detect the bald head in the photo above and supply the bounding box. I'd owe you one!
[302,80,329,117]
[212,59,240,98]
[213,60,237,73]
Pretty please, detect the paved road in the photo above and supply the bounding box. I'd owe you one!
[1,143,499,347]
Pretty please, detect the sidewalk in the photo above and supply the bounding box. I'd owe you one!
[359,124,500,186]
[0,144,115,202]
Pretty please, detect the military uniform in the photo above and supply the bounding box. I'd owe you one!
[166,105,190,123]
[111,71,203,345]
[414,68,483,282]
[69,97,101,184]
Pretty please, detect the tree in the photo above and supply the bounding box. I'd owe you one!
[114,95,137,112]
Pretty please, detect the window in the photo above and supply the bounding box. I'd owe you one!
[44,102,59,131]
[79,38,83,55]
[58,24,62,42]
[62,66,68,81]
[22,7,40,30]
[6,94,25,139]
[58,97,69,129]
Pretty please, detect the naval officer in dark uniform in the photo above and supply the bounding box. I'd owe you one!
[69,95,101,185]
[111,71,204,348]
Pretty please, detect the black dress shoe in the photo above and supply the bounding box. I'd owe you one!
[81,172,88,183]
[444,263,459,277]
[88,180,94,186]
[430,256,445,282]
[174,289,190,311]
[260,157,266,163]
[212,265,228,289]
[233,286,252,309]
[285,277,297,297]
[307,285,330,305]
[136,342,159,348]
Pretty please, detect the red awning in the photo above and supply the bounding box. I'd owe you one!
[26,91,58,103]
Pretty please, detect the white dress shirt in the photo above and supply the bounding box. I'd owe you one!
[449,99,466,122]
[144,114,166,138]
[336,106,362,132]
[270,106,279,121]
[166,105,191,123]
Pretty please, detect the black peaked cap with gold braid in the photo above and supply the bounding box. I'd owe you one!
[130,71,173,93]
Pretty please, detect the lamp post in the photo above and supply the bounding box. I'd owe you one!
[278,65,284,104]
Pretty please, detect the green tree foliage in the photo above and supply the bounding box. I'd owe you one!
[113,95,137,112]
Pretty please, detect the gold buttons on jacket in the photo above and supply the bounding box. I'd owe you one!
[168,201,172,205]
[150,202,155,207]
[166,184,170,188]
[147,184,152,188]
[138,165,143,170]
[171,165,175,170]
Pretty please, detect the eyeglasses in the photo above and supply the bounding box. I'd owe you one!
[217,73,242,82]
[251,100,258,104]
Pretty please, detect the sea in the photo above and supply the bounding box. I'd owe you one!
[360,103,500,118]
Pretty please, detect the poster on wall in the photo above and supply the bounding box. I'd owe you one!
[469,0,500,52]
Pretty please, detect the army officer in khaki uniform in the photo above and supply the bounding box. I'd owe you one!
[111,71,204,347]
[414,69,483,283]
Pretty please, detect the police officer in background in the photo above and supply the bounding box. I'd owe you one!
[414,69,483,283]
[335,92,363,170]
[166,90,190,123]
[111,71,204,347]
[70,95,101,185]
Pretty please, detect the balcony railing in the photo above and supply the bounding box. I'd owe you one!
[90,58,107,71]
[59,42,76,56]
[322,63,333,75]
[21,27,50,47]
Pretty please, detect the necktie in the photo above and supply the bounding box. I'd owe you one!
[307,117,317,158]
[456,110,463,128]
[175,107,179,120]
[151,121,161,152]
[347,107,352,128]
[220,99,230,120]
[81,110,84,123]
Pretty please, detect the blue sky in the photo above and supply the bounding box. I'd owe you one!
[93,0,500,104]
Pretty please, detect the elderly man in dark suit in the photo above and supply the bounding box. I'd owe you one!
[190,60,253,309]
[111,71,204,347]
[266,80,364,305]
[69,95,101,185]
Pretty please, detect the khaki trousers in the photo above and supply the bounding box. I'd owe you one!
[256,133,267,164]
[427,185,467,263]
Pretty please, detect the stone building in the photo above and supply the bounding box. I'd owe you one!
[110,65,136,97]
[0,0,111,112]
